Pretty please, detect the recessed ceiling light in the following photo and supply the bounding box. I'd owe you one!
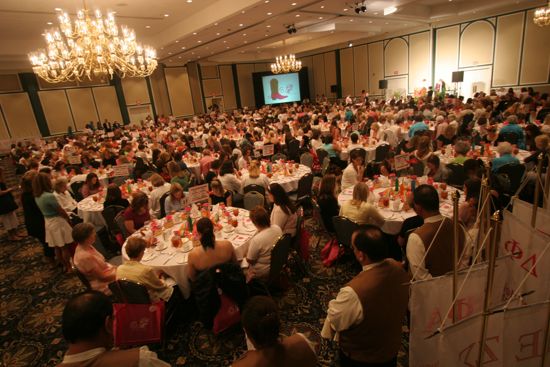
[318,16,323,19]
[226,46,230,49]
[243,33,247,36]
[214,22,218,26]
[186,0,192,3]
[244,40,247,43]
[192,32,197,35]
[267,12,272,15]
[368,20,373,23]
[191,52,194,55]
[169,59,172,62]
[291,2,297,5]
[239,23,244,26]
[344,8,348,11]
[265,0,270,3]
[145,25,151,28]
[175,40,179,43]
[197,40,202,43]
[266,25,271,28]
[181,46,186,49]
[198,56,201,58]
[54,7,62,11]
[223,40,227,43]
[374,12,378,15]
[321,5,324,8]
[265,34,268,36]
[178,56,181,58]
[257,46,260,49]
[350,19,353,22]
[385,22,389,24]
[296,14,300,17]
[47,22,53,25]
[164,14,169,17]
[161,47,164,50]
[384,6,397,15]
[168,52,172,55]
[216,32,220,35]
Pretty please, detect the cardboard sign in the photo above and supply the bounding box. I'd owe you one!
[188,184,210,203]
[112,164,131,177]
[107,132,115,138]
[194,138,204,148]
[67,155,81,165]
[262,144,274,156]
[394,154,410,171]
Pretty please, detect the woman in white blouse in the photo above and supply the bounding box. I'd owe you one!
[242,161,270,190]
[268,183,298,236]
[218,160,243,195]
[53,177,78,216]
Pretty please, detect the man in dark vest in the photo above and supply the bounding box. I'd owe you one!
[57,291,169,367]
[322,225,409,367]
[406,184,466,281]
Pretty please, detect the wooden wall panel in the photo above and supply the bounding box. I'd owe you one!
[312,54,325,98]
[520,9,550,85]
[0,105,11,139]
[493,13,523,86]
[254,64,270,72]
[460,21,494,68]
[353,45,369,96]
[121,77,150,106]
[219,65,237,110]
[201,65,219,79]
[202,79,222,97]
[385,38,408,77]
[150,66,172,116]
[92,86,123,123]
[38,90,74,134]
[164,67,194,117]
[409,32,431,93]
[324,51,337,97]
[368,42,384,94]
[340,48,354,97]
[236,64,255,108]
[0,74,22,92]
[66,88,98,130]
[435,25,459,85]
[300,56,315,100]
[0,93,40,138]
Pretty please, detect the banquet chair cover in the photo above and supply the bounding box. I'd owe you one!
[332,216,360,249]
[268,234,292,289]
[300,152,314,168]
[243,184,266,196]
[243,191,265,211]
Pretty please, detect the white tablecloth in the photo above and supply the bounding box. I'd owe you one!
[69,170,111,186]
[121,207,256,298]
[339,143,383,162]
[241,163,311,192]
[434,145,530,166]
[338,181,463,235]
[77,196,107,230]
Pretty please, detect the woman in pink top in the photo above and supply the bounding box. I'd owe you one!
[72,223,116,294]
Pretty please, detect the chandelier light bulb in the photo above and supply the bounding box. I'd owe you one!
[271,53,302,74]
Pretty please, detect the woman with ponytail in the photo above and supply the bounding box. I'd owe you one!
[232,296,317,367]
[186,217,236,281]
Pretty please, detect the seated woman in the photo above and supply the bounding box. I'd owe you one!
[238,147,253,170]
[187,217,237,282]
[317,174,339,233]
[412,135,433,165]
[167,161,191,191]
[451,141,471,165]
[117,237,175,302]
[81,172,102,198]
[148,173,171,218]
[339,182,384,226]
[164,183,186,214]
[209,179,232,206]
[268,183,298,236]
[218,160,243,198]
[103,184,129,209]
[72,223,116,295]
[242,161,270,190]
[246,206,282,282]
[53,177,78,216]
[123,191,151,235]
[459,178,481,230]
[491,142,520,173]
[426,155,449,182]
[232,296,317,367]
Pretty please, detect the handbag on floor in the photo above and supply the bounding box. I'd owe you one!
[320,238,343,267]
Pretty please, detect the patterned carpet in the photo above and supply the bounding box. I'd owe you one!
[0,157,409,367]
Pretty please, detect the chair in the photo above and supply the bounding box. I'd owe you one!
[446,163,466,188]
[316,148,328,166]
[332,216,360,249]
[271,153,287,162]
[290,212,307,274]
[287,139,301,162]
[268,234,293,289]
[295,173,314,203]
[102,205,126,242]
[243,191,265,211]
[141,170,156,180]
[114,211,129,240]
[15,163,27,175]
[349,148,367,162]
[111,176,128,186]
[70,259,91,290]
[498,132,520,145]
[243,184,266,196]
[70,181,84,202]
[159,192,170,219]
[495,163,526,195]
[66,165,82,174]
[374,144,390,163]
[300,152,314,168]
[109,279,151,304]
[320,157,331,176]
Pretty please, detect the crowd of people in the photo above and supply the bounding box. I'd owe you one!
[4,85,550,366]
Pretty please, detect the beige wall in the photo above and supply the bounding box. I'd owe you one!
[38,90,75,134]
[324,51,337,97]
[409,32,431,94]
[219,65,237,111]
[384,38,408,77]
[340,47,354,97]
[460,21,495,68]
[164,66,195,117]
[435,26,460,86]
[122,77,150,106]
[520,9,550,85]
[187,63,205,115]
[312,54,325,98]
[150,66,172,116]
[0,93,40,139]
[92,86,123,123]
[237,64,255,108]
[368,42,384,95]
[493,13,523,87]
[353,45,369,96]
[66,88,98,130]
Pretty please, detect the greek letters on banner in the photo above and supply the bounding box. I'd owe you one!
[188,184,209,204]
[512,199,550,236]
[499,212,550,305]
[262,144,274,157]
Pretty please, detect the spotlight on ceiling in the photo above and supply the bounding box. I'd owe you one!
[286,24,297,34]
[353,2,367,14]
[348,42,353,47]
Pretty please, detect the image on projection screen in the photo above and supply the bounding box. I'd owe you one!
[262,73,301,105]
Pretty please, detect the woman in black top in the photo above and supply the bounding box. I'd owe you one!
[317,174,339,233]
[103,184,129,209]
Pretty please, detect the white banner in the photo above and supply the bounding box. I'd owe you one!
[499,212,550,305]
[512,199,550,236]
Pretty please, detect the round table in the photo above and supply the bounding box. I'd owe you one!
[69,168,112,186]
[240,162,311,192]
[338,179,463,235]
[434,145,530,166]
[339,142,384,162]
[121,206,256,298]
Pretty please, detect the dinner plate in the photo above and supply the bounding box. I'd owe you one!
[142,252,157,262]
[155,242,167,251]
[175,254,187,264]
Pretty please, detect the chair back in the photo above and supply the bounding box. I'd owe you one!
[66,165,82,174]
[111,176,128,186]
[109,279,151,304]
[243,191,265,211]
[287,139,300,161]
[321,156,331,176]
[243,184,266,196]
[495,163,525,194]
[141,171,156,180]
[499,132,520,145]
[311,199,329,233]
[332,216,359,248]
[374,144,390,163]
[159,191,170,218]
[316,148,328,165]
[271,153,287,162]
[382,129,398,147]
[114,211,129,240]
[300,152,314,168]
[296,173,314,201]
[446,163,466,188]
[70,259,91,290]
[102,205,126,236]
[349,148,367,162]
[70,181,84,202]
[268,234,293,286]
[292,212,304,250]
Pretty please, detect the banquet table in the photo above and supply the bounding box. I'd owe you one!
[434,145,531,166]
[337,179,463,235]
[240,162,311,192]
[339,141,387,162]
[69,168,112,186]
[121,206,257,298]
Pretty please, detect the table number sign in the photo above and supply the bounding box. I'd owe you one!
[262,144,274,156]
[188,184,210,203]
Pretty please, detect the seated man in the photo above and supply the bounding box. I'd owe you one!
[57,291,170,366]
[117,237,177,302]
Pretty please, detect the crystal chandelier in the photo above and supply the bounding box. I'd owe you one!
[271,54,302,74]
[28,6,157,83]
[534,2,550,27]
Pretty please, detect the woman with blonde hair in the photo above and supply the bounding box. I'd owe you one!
[339,182,384,226]
[413,135,433,165]
[242,161,270,189]
[164,182,186,214]
[148,173,170,218]
[209,179,232,206]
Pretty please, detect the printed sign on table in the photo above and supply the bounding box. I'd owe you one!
[262,144,274,156]
[188,184,210,203]
[394,154,410,171]
[194,138,204,148]
[67,155,81,165]
[112,164,131,177]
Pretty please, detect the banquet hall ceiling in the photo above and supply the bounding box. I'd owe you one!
[0,0,544,70]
